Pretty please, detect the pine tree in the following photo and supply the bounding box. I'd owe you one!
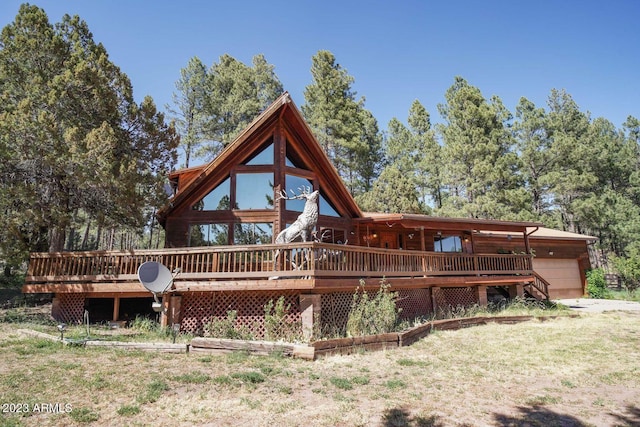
[167,56,208,168]
[437,77,523,219]
[302,50,382,196]
[198,54,283,159]
[0,5,177,260]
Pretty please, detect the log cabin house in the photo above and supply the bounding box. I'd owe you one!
[22,92,596,337]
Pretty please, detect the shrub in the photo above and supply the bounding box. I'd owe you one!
[346,279,400,337]
[129,315,159,332]
[586,268,609,298]
[204,310,255,340]
[264,296,302,342]
[586,268,610,299]
[611,252,640,291]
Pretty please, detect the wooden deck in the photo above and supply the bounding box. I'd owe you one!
[23,242,535,293]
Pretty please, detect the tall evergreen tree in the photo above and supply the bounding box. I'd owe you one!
[0,5,177,261]
[197,54,282,160]
[437,77,524,219]
[544,89,594,232]
[513,97,554,221]
[167,56,207,168]
[302,50,382,196]
[409,100,443,210]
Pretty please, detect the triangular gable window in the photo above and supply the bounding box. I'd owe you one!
[285,140,310,170]
[284,174,341,217]
[244,141,274,166]
[320,194,340,217]
[193,177,231,211]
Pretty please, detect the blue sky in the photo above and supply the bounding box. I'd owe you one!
[1,0,639,133]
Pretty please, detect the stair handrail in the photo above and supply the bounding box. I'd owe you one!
[529,271,551,299]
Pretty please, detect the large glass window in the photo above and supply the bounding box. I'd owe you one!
[234,223,273,245]
[284,175,313,212]
[193,177,231,210]
[189,223,229,246]
[320,194,340,217]
[235,173,274,210]
[245,142,273,165]
[434,235,463,253]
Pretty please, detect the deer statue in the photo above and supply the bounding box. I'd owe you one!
[275,187,319,244]
[270,188,319,278]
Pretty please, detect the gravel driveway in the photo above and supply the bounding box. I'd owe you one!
[555,298,640,312]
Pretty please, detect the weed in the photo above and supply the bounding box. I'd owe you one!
[264,296,303,342]
[226,350,250,364]
[329,376,353,390]
[69,407,100,423]
[346,279,400,337]
[397,358,425,367]
[351,375,370,385]
[384,379,406,390]
[198,355,213,363]
[212,375,233,386]
[137,379,169,404]
[204,310,255,340]
[525,394,560,405]
[116,404,141,416]
[277,384,293,394]
[230,371,265,384]
[129,315,159,333]
[173,372,211,384]
[561,379,576,389]
[240,397,262,409]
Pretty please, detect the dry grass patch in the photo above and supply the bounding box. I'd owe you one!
[0,312,639,426]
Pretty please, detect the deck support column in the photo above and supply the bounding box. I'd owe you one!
[168,296,182,328]
[112,297,120,322]
[300,294,321,339]
[431,287,440,316]
[475,285,488,307]
[508,284,524,299]
[160,295,170,328]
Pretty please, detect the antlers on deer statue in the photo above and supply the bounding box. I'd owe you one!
[275,187,319,244]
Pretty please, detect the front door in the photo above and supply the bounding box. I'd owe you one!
[380,232,397,249]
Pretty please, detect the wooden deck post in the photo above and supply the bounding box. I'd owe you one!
[112,296,120,321]
[160,295,170,328]
[475,285,488,307]
[300,294,321,339]
[168,296,182,327]
[508,284,524,299]
[431,287,440,315]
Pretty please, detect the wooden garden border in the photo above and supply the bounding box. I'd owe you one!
[17,314,578,360]
[190,314,579,360]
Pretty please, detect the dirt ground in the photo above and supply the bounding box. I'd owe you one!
[1,303,639,426]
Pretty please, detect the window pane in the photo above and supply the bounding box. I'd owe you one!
[193,177,231,210]
[235,173,274,210]
[434,236,462,253]
[189,224,229,246]
[284,175,313,212]
[320,194,340,217]
[245,142,273,165]
[234,223,273,245]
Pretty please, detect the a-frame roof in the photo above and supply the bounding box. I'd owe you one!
[157,92,362,223]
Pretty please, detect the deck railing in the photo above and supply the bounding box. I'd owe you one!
[25,242,533,284]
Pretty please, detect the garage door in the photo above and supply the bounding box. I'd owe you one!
[532,258,583,299]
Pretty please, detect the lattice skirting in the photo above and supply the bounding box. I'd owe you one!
[319,292,353,337]
[52,293,85,324]
[180,291,301,338]
[433,287,479,315]
[396,288,433,320]
[319,288,434,335]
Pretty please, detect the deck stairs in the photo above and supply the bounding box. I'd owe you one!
[524,272,551,301]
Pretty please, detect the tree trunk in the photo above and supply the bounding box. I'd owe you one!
[49,225,66,252]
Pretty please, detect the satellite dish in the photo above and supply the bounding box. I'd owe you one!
[137,261,174,294]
